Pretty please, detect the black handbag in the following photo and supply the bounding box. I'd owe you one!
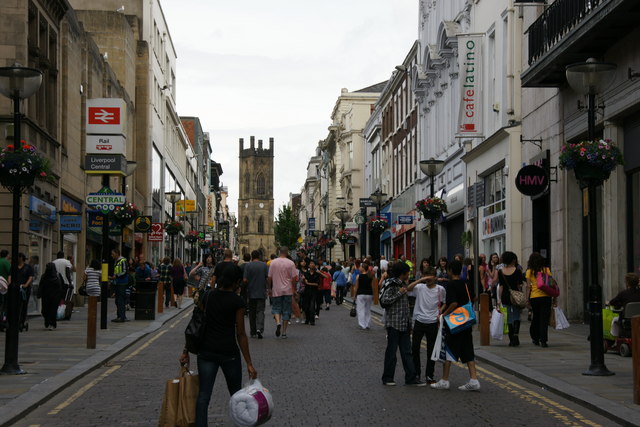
[350,301,357,317]
[184,290,210,354]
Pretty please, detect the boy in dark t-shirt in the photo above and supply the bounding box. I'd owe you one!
[431,259,480,392]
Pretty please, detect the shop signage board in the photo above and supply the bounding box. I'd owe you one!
[86,187,125,215]
[134,216,152,233]
[29,196,57,222]
[398,215,414,225]
[148,223,164,242]
[515,165,548,197]
[60,215,82,233]
[84,154,127,175]
[359,198,375,208]
[176,199,196,214]
[87,211,121,236]
[86,98,126,135]
[86,134,126,155]
[308,217,316,231]
[456,34,484,138]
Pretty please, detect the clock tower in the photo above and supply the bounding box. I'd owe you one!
[238,136,275,258]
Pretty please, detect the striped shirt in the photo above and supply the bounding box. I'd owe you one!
[84,267,101,296]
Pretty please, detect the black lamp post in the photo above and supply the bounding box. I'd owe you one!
[419,158,445,264]
[335,208,350,261]
[0,64,43,375]
[370,188,387,261]
[325,222,335,262]
[165,191,181,261]
[121,161,137,257]
[566,58,616,376]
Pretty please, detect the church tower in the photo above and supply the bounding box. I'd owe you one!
[238,136,275,258]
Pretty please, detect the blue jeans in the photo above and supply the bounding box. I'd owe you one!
[382,327,416,384]
[196,352,242,427]
[114,284,127,320]
[506,304,521,324]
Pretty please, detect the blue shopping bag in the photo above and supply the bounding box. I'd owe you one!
[444,284,476,334]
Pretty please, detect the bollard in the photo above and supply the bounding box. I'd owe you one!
[87,296,97,349]
[633,316,640,404]
[157,282,164,314]
[480,293,490,346]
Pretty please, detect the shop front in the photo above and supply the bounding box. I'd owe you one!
[624,113,640,275]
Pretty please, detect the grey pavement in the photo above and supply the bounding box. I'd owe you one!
[0,295,193,427]
[358,298,640,426]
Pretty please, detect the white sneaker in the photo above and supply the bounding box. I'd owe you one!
[458,380,481,391]
[430,379,450,390]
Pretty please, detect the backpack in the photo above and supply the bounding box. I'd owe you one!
[378,278,397,310]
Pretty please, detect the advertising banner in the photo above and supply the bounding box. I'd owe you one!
[456,34,484,138]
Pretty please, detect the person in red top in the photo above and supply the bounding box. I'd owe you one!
[319,266,333,311]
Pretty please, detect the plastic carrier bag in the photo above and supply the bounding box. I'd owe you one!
[229,379,273,426]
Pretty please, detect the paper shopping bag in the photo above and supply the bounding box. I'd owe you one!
[176,369,199,427]
[158,377,181,427]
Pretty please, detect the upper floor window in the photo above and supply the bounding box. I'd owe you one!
[256,173,266,195]
[244,216,250,233]
[244,173,250,195]
[258,216,264,233]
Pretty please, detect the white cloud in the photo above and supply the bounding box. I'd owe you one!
[162,0,417,215]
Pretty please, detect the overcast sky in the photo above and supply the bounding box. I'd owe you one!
[161,0,418,217]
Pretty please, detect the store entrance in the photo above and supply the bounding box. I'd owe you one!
[532,192,550,262]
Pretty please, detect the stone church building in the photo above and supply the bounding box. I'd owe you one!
[238,136,276,258]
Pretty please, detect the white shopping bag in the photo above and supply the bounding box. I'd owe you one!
[554,307,570,330]
[430,319,445,363]
[490,308,504,340]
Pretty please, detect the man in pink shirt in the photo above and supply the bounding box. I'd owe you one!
[268,247,298,338]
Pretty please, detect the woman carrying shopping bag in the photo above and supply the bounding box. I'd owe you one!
[496,251,526,346]
[525,252,555,348]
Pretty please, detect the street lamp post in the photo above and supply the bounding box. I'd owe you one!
[419,158,445,265]
[335,208,350,262]
[0,64,43,374]
[325,222,335,262]
[121,161,137,257]
[370,188,387,261]
[565,58,616,377]
[165,191,181,261]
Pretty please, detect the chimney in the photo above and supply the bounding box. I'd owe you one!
[239,138,244,150]
[258,139,263,149]
[250,136,255,149]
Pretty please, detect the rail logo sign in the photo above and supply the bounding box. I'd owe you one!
[86,98,127,135]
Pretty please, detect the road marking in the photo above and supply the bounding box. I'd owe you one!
[123,330,168,361]
[47,364,121,415]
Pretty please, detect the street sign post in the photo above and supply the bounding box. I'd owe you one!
[398,215,414,225]
[86,187,125,215]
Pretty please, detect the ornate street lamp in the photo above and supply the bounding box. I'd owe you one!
[335,208,350,261]
[419,158,445,264]
[165,191,181,260]
[565,58,616,377]
[369,188,387,260]
[0,64,43,375]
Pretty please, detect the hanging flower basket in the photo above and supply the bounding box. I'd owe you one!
[165,220,183,236]
[0,140,55,192]
[368,217,388,233]
[416,196,447,220]
[337,230,352,243]
[111,201,140,225]
[559,139,623,188]
[186,230,199,244]
[197,237,209,249]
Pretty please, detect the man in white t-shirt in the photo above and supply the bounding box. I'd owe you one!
[406,275,445,384]
[380,255,389,273]
[52,251,75,319]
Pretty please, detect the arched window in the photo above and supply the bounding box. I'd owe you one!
[256,173,265,195]
[258,216,264,233]
[244,216,250,233]
[244,173,250,195]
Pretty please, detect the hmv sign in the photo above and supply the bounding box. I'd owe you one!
[515,165,548,197]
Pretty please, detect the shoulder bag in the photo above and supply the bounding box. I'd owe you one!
[536,272,560,298]
[444,284,477,334]
[500,271,527,308]
[184,290,210,354]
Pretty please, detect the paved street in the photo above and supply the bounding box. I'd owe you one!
[10,302,615,427]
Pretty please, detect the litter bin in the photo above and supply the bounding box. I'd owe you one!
[135,280,157,320]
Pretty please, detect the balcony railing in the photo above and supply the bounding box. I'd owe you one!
[527,0,604,66]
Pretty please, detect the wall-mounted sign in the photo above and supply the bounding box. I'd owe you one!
[481,211,506,239]
[84,154,127,175]
[398,215,414,225]
[515,165,548,197]
[29,196,56,223]
[60,215,82,233]
[308,217,316,231]
[148,223,164,242]
[87,211,121,236]
[176,200,196,214]
[86,134,126,155]
[456,34,484,138]
[134,216,152,233]
[86,98,126,135]
[359,198,375,208]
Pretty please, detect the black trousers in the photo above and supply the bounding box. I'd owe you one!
[529,296,552,344]
[411,320,438,380]
[303,287,317,323]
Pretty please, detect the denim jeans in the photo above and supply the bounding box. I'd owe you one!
[506,304,522,324]
[382,327,416,384]
[114,284,127,320]
[196,352,242,427]
[411,320,438,380]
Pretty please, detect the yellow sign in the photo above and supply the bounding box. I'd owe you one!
[176,200,196,214]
